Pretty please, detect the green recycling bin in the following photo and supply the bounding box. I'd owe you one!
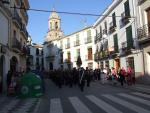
[18,72,43,98]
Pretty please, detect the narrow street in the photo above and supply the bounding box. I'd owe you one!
[36,79,150,113]
[0,79,150,113]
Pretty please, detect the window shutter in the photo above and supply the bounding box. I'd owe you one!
[126,26,133,49]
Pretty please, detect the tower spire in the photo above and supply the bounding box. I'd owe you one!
[52,4,55,12]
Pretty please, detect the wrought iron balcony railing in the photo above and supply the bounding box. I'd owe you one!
[12,37,22,52]
[21,23,28,38]
[137,24,150,40]
[109,22,116,34]
[65,43,70,49]
[74,40,80,47]
[13,9,22,27]
[85,37,92,44]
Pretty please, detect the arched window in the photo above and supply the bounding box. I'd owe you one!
[50,22,52,30]
[55,22,58,30]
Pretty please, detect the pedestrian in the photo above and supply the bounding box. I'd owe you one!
[119,67,125,86]
[127,66,132,86]
[111,67,117,85]
[78,67,85,92]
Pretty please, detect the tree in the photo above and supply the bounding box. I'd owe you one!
[76,56,82,68]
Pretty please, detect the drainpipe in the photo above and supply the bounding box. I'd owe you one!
[142,48,146,75]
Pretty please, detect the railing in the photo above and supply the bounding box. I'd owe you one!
[137,24,150,40]
[138,0,147,5]
[109,22,116,34]
[74,40,80,46]
[21,23,28,38]
[121,12,130,26]
[94,33,101,43]
[65,43,70,49]
[103,29,107,35]
[121,41,127,50]
[85,37,92,44]
[12,37,22,51]
[13,9,22,27]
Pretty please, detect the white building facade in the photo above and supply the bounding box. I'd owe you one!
[136,0,150,83]
[93,0,144,79]
[0,0,30,93]
[27,44,44,71]
[43,9,97,71]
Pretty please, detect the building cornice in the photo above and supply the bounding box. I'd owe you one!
[93,0,122,28]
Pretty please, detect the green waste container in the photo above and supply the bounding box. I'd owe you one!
[18,72,43,98]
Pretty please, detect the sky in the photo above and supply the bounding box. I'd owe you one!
[27,0,113,44]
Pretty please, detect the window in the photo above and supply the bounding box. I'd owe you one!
[55,22,58,30]
[36,48,39,55]
[100,26,102,38]
[124,0,130,17]
[126,25,133,49]
[113,34,119,52]
[112,12,116,27]
[87,30,91,37]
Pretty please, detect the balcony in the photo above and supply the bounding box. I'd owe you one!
[12,9,22,28]
[12,37,22,53]
[94,33,102,43]
[109,22,116,34]
[138,0,147,5]
[103,29,107,35]
[121,41,132,55]
[137,24,150,44]
[46,53,55,61]
[20,1,29,23]
[74,41,80,47]
[20,23,28,38]
[109,46,118,58]
[120,12,130,28]
[85,37,92,44]
[65,43,70,49]
[21,45,30,55]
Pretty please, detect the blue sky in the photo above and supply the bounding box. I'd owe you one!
[27,0,112,44]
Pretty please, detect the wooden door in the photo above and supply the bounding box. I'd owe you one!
[88,48,92,60]
[147,8,150,34]
[115,59,120,71]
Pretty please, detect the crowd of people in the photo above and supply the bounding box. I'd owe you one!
[48,67,101,92]
[102,66,135,86]
[5,66,135,95]
[48,66,135,92]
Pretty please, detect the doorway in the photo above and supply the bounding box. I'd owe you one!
[49,62,53,70]
[126,57,135,76]
[10,56,18,72]
[114,58,120,71]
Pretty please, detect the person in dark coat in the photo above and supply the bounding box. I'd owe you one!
[78,68,85,92]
